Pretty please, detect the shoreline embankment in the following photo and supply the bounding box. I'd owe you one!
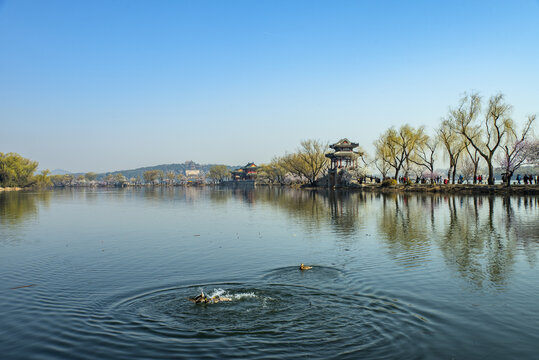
[304,183,539,195]
[2,184,539,196]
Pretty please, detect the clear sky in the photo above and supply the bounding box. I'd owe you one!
[1,0,538,173]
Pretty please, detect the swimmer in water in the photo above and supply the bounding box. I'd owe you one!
[188,290,232,304]
[299,263,312,270]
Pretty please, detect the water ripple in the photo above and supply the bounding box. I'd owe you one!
[83,280,432,359]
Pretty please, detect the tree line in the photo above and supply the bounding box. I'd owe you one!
[251,92,538,187]
[3,92,538,189]
[0,153,51,188]
[373,92,538,186]
[48,170,187,186]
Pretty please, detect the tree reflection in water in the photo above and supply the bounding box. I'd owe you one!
[435,196,514,289]
[0,191,51,245]
[233,188,369,236]
[0,191,51,225]
[213,188,539,289]
[3,188,536,289]
[377,194,433,268]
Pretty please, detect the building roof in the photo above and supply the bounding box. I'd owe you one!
[233,163,258,171]
[325,151,360,159]
[329,138,359,149]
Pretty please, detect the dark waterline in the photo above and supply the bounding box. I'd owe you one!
[1,188,538,359]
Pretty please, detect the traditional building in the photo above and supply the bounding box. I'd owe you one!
[325,138,361,169]
[231,163,258,181]
[325,138,361,187]
[185,169,201,179]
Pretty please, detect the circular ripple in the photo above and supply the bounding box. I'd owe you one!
[261,265,346,284]
[91,281,432,359]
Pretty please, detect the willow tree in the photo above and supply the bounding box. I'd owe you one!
[409,133,437,183]
[346,146,371,183]
[114,173,126,184]
[176,173,185,184]
[103,174,115,184]
[438,118,466,184]
[280,153,307,183]
[0,152,39,187]
[443,96,481,183]
[374,125,425,180]
[166,171,176,185]
[281,139,328,186]
[157,170,165,184]
[258,157,287,184]
[34,169,52,188]
[453,93,512,185]
[463,139,482,184]
[207,165,230,184]
[373,147,391,179]
[143,170,162,184]
[85,172,97,181]
[497,114,537,186]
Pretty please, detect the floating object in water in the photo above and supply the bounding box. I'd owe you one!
[299,263,312,270]
[10,284,36,290]
[188,290,232,304]
[189,290,206,303]
[209,296,232,303]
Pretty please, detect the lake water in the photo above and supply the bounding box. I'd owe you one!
[1,187,538,359]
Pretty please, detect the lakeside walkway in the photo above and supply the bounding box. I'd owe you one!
[339,183,539,195]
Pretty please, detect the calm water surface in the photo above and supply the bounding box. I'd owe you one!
[1,187,538,359]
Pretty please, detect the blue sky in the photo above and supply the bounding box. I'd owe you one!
[1,0,538,172]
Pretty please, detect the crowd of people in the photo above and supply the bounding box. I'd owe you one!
[351,172,539,186]
[397,175,480,184]
[512,174,539,184]
[393,174,539,185]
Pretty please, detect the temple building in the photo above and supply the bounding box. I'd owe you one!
[325,138,362,187]
[231,162,258,181]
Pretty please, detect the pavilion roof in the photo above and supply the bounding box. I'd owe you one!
[231,162,258,173]
[329,138,359,149]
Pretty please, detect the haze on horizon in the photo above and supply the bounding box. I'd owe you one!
[1,0,538,173]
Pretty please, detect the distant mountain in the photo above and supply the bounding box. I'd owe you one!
[94,161,240,180]
[50,169,73,175]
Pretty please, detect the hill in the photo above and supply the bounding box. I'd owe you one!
[92,161,239,180]
[50,169,73,175]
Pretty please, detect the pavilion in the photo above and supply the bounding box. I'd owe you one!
[231,162,258,181]
[325,139,362,187]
